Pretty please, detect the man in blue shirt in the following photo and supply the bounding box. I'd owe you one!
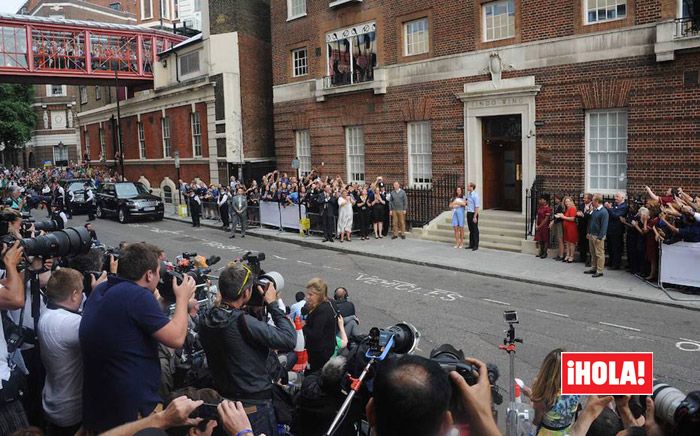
[585,195,609,278]
[466,182,480,251]
[79,242,196,433]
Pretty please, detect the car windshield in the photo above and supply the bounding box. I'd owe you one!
[115,183,149,198]
[68,181,92,191]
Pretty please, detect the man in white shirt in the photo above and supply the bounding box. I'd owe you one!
[38,268,89,435]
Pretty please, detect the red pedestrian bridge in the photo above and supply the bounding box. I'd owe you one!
[0,13,185,86]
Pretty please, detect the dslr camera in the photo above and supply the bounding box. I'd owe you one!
[241,251,285,307]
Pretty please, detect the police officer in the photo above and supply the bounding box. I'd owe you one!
[85,183,96,221]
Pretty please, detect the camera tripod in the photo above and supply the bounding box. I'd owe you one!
[498,320,527,436]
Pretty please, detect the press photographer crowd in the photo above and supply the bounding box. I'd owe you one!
[0,164,697,436]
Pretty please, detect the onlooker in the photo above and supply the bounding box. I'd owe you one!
[549,195,565,261]
[229,187,247,238]
[450,187,466,249]
[38,268,91,436]
[605,192,629,270]
[356,188,371,240]
[217,186,230,230]
[585,194,609,278]
[388,182,407,240]
[632,205,659,282]
[371,182,387,239]
[333,287,359,339]
[302,278,337,373]
[576,193,593,266]
[79,242,196,433]
[289,291,306,321]
[337,189,354,243]
[466,182,480,251]
[318,185,335,243]
[556,196,578,263]
[535,195,552,259]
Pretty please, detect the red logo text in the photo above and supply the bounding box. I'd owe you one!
[561,352,653,395]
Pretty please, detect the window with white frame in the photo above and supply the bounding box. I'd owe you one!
[79,86,87,104]
[483,0,515,41]
[345,126,365,184]
[138,121,146,159]
[160,0,170,19]
[586,110,628,192]
[84,133,90,159]
[194,0,201,12]
[404,18,429,56]
[191,112,202,157]
[408,121,432,187]
[53,145,69,166]
[287,0,306,20]
[142,0,153,19]
[327,22,377,87]
[95,86,101,100]
[295,130,311,176]
[179,51,200,77]
[585,0,627,24]
[47,84,66,97]
[292,48,308,77]
[162,116,171,157]
[99,127,105,161]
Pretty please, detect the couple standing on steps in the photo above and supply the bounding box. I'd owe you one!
[450,182,480,250]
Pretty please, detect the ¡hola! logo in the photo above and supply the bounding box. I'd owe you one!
[561,352,653,396]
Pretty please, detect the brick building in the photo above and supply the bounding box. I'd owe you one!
[271,0,700,216]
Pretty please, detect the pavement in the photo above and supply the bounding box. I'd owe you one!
[164,210,700,311]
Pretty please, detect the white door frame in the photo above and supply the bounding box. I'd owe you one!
[456,76,541,214]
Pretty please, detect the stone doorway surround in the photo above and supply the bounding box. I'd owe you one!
[456,75,540,214]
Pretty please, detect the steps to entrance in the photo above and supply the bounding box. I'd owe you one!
[418,209,526,253]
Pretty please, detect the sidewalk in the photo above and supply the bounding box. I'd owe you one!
[164,211,700,311]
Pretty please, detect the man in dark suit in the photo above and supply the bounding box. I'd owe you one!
[576,193,592,266]
[317,185,335,242]
[604,192,628,270]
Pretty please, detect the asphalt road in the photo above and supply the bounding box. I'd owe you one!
[77,215,699,407]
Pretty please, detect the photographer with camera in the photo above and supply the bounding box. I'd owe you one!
[333,287,359,339]
[197,261,296,436]
[79,242,197,433]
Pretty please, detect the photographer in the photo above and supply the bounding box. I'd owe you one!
[197,262,296,436]
[0,241,28,434]
[333,287,359,339]
[79,242,197,433]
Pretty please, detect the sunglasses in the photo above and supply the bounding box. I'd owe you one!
[237,263,252,297]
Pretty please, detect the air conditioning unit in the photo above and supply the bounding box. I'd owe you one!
[329,0,362,8]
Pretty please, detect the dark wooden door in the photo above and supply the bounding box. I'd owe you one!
[482,115,522,211]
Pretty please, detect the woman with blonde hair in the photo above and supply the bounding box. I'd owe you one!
[523,348,581,435]
[555,197,578,263]
[302,278,337,372]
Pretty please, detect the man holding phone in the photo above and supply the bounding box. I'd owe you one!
[197,262,296,436]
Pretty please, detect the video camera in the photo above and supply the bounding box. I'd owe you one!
[241,251,285,307]
[159,251,222,307]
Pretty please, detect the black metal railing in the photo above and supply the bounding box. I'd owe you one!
[674,17,700,38]
[405,174,460,228]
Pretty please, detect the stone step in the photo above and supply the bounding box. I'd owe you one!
[422,229,522,247]
[435,223,524,238]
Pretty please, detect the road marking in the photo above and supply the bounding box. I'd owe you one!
[482,298,511,306]
[323,265,342,271]
[680,337,700,343]
[536,309,570,318]
[598,322,640,332]
[676,340,700,352]
[297,260,312,265]
[273,255,287,260]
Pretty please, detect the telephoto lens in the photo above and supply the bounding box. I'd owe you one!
[21,227,92,258]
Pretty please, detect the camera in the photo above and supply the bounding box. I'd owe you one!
[241,251,285,307]
[651,383,700,433]
[159,253,221,305]
[0,226,92,266]
[504,310,518,324]
[367,323,420,358]
[100,246,122,272]
[21,217,59,236]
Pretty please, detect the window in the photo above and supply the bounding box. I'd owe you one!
[160,0,170,19]
[79,86,87,104]
[327,22,377,87]
[162,116,171,157]
[85,133,90,159]
[292,48,308,77]
[586,110,628,193]
[48,84,65,96]
[179,51,199,76]
[345,126,365,183]
[194,0,201,12]
[142,0,153,19]
[99,127,105,161]
[586,0,627,24]
[295,130,311,176]
[53,145,69,167]
[173,0,179,19]
[138,121,146,159]
[163,185,173,204]
[483,0,515,41]
[95,86,101,100]
[110,2,121,11]
[287,0,306,20]
[408,122,432,187]
[191,112,202,157]
[404,18,429,56]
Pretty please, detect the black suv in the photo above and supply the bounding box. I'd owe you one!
[96,182,164,223]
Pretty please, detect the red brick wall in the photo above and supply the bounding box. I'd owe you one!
[124,163,210,186]
[274,51,700,195]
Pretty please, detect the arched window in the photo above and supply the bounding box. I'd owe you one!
[163,185,173,204]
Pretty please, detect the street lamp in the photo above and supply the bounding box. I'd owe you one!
[174,151,181,204]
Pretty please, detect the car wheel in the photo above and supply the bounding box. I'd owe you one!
[118,208,128,224]
[154,213,164,221]
[96,205,104,218]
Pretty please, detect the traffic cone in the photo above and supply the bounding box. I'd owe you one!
[514,384,522,404]
[292,315,308,373]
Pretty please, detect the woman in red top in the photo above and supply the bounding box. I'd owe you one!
[556,196,579,263]
[534,195,552,259]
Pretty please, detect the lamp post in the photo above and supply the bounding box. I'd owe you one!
[114,70,125,180]
[174,151,181,204]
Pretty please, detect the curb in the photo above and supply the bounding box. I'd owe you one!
[164,215,700,312]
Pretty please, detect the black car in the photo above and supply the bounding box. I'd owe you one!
[96,182,165,223]
[60,179,95,214]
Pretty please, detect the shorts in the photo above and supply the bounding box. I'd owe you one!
[452,209,465,227]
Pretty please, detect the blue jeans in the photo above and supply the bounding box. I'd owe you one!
[245,399,278,436]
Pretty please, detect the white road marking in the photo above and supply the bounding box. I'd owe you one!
[482,298,511,306]
[676,341,700,352]
[323,265,342,271]
[536,309,570,318]
[273,255,287,260]
[598,322,641,332]
[680,337,700,343]
[297,260,312,265]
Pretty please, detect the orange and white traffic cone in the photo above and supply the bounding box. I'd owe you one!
[292,315,308,373]
[514,384,523,404]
